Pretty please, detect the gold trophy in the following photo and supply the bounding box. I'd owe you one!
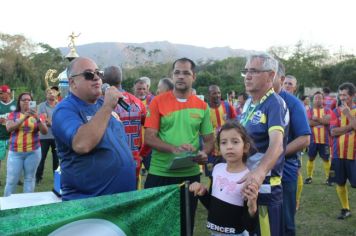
[66,32,80,59]
[44,32,80,98]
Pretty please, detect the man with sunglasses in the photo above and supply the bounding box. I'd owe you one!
[239,54,289,236]
[52,57,136,201]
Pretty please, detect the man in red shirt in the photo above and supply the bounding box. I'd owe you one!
[103,66,146,185]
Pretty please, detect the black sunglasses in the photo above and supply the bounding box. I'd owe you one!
[71,70,104,80]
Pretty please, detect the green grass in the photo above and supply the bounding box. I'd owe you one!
[295,156,356,236]
[0,155,56,195]
[0,154,355,235]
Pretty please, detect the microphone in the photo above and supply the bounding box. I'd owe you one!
[102,83,131,112]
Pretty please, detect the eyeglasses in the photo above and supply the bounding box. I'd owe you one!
[241,69,272,77]
[70,70,104,80]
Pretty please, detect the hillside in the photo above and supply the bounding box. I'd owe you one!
[59,41,256,67]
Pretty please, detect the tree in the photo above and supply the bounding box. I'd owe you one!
[269,41,330,94]
[0,33,66,100]
[320,58,356,90]
[195,57,246,98]
[30,43,67,98]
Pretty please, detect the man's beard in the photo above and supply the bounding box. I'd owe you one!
[213,98,220,105]
[175,86,189,93]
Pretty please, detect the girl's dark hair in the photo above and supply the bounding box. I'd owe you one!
[15,92,33,112]
[217,120,255,163]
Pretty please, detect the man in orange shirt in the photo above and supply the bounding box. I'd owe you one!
[144,58,214,234]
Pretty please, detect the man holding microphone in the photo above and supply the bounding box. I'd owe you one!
[52,57,136,200]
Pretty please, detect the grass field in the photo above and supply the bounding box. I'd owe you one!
[0,154,355,235]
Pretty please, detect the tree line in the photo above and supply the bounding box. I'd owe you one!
[1,33,355,101]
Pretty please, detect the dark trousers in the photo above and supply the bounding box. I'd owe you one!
[283,180,297,236]
[142,151,152,170]
[144,173,200,236]
[36,139,59,181]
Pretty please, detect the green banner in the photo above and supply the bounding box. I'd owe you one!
[0,185,180,236]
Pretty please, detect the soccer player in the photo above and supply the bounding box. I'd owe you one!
[133,77,154,176]
[205,85,237,177]
[305,91,332,185]
[330,82,356,220]
[323,87,337,111]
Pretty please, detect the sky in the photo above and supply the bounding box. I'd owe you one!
[1,0,356,53]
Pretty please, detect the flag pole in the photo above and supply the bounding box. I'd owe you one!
[184,181,192,236]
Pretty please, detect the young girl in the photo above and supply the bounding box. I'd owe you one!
[190,120,258,235]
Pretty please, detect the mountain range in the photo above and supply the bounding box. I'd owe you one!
[59,41,256,67]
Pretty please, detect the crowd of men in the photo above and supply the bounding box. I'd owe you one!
[0,54,355,236]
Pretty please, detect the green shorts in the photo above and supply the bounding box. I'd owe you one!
[0,140,9,160]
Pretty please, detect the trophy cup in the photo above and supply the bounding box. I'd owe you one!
[44,32,80,99]
[66,32,80,59]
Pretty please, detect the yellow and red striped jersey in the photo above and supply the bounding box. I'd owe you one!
[209,101,237,156]
[330,105,356,160]
[307,107,331,144]
[8,112,40,152]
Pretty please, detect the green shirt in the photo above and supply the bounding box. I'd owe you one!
[145,92,213,177]
[0,100,16,140]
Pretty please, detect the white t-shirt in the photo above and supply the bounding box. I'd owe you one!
[211,163,249,206]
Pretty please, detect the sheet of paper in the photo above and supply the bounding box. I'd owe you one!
[0,192,61,210]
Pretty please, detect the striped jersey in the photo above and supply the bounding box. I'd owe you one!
[140,93,154,110]
[144,91,213,177]
[209,101,237,156]
[113,91,146,158]
[8,112,40,152]
[330,105,356,160]
[307,107,331,144]
[323,95,337,110]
